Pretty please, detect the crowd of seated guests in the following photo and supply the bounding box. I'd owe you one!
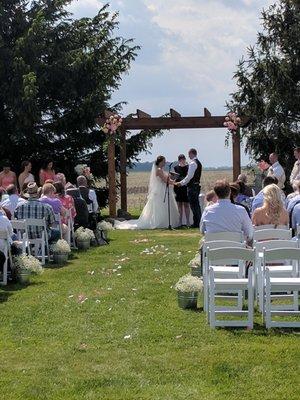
[0,160,100,280]
[201,170,300,242]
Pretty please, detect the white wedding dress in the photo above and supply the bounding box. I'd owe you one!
[115,164,180,230]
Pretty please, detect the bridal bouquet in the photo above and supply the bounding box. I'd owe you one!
[101,114,123,135]
[223,112,241,132]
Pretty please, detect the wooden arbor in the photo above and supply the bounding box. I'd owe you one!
[97,108,245,217]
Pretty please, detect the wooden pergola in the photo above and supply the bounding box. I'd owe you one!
[97,108,247,217]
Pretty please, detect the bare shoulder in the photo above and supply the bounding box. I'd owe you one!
[156,168,164,176]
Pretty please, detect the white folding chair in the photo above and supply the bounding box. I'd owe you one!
[254,240,299,311]
[205,246,250,315]
[208,248,255,329]
[65,209,76,248]
[203,241,246,312]
[0,230,11,285]
[262,248,300,318]
[253,224,289,231]
[253,229,292,242]
[54,213,63,239]
[204,232,243,243]
[264,248,300,328]
[11,219,31,255]
[25,218,50,265]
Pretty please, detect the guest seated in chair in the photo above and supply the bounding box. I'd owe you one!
[66,185,89,229]
[77,175,99,230]
[14,182,60,243]
[0,184,27,214]
[200,179,253,242]
[252,184,289,227]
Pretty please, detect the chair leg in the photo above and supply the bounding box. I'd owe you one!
[237,290,243,310]
[265,271,271,329]
[247,268,254,330]
[293,291,298,311]
[209,270,216,328]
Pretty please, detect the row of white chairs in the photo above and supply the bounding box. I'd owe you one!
[202,228,300,329]
[0,212,76,284]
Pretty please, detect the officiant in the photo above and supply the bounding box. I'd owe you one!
[175,148,202,228]
[174,154,191,227]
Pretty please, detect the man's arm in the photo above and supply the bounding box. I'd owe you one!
[178,162,197,186]
[240,208,254,240]
[89,190,99,213]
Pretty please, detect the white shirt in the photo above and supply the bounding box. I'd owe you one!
[1,194,27,214]
[200,199,253,240]
[179,158,198,186]
[290,159,300,185]
[267,161,286,189]
[0,214,13,253]
[88,189,99,213]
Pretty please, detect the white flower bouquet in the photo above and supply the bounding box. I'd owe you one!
[188,253,201,268]
[14,255,43,276]
[97,221,114,232]
[74,227,95,241]
[175,274,203,293]
[51,239,71,254]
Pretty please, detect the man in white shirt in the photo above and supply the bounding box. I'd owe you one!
[290,147,300,185]
[0,184,27,214]
[0,208,14,253]
[267,153,286,189]
[200,180,253,241]
[176,148,202,228]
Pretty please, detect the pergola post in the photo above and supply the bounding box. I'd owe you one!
[232,128,241,181]
[120,128,127,212]
[108,134,117,217]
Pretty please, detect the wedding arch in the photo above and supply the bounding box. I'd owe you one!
[97,108,249,217]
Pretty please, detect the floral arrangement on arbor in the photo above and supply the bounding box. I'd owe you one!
[14,255,43,276]
[101,114,123,134]
[51,239,71,255]
[223,112,241,132]
[175,274,203,293]
[74,227,95,241]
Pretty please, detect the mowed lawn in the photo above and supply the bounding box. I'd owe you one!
[0,230,299,400]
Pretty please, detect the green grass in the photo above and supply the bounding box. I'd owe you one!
[0,230,299,400]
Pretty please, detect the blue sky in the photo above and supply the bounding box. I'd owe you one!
[68,0,273,166]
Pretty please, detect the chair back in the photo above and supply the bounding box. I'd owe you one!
[204,232,243,243]
[254,224,289,231]
[254,239,298,254]
[253,229,292,242]
[11,219,28,240]
[263,248,300,263]
[207,247,255,263]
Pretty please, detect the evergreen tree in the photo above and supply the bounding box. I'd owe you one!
[228,0,300,175]
[0,1,161,180]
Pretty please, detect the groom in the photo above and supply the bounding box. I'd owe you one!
[175,148,202,228]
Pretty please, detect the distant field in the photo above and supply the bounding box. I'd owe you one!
[119,169,253,213]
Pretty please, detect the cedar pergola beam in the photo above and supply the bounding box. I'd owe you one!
[97,116,227,130]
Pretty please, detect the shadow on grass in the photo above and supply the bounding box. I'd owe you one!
[0,281,44,303]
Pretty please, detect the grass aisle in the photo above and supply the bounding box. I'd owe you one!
[0,230,299,400]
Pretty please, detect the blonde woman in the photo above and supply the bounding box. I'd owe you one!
[252,184,288,227]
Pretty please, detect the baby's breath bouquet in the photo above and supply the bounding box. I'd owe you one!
[175,274,203,293]
[188,253,201,268]
[14,255,43,283]
[51,239,71,254]
[175,274,203,309]
[97,221,114,232]
[74,227,95,241]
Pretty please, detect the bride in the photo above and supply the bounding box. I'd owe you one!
[115,156,180,229]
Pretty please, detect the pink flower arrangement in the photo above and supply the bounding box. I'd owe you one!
[258,160,270,172]
[223,112,241,132]
[101,114,123,135]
